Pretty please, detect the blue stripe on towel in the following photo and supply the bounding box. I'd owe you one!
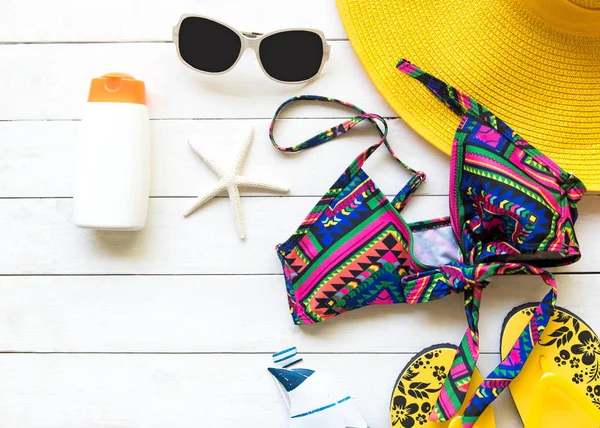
[273,347,302,367]
[291,396,351,419]
[273,347,296,357]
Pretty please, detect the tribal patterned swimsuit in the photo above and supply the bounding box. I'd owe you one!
[270,61,586,427]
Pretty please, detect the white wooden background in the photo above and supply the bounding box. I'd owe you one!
[1,1,599,427]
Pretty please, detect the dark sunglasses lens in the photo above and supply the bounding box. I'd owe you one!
[259,30,324,82]
[178,17,242,73]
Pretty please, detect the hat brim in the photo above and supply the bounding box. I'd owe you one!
[336,0,600,191]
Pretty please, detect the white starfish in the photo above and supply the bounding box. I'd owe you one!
[185,126,289,240]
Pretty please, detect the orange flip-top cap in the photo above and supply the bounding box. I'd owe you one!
[87,73,146,105]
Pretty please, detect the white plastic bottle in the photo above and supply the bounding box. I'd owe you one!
[74,73,151,231]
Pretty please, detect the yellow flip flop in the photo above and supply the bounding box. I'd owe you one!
[501,303,600,427]
[390,344,495,427]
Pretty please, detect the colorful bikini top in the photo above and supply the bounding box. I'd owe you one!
[270,61,586,427]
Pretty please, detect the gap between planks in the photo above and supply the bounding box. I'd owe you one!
[0,116,402,123]
[0,195,449,200]
[0,351,503,355]
[0,39,350,45]
[0,271,596,277]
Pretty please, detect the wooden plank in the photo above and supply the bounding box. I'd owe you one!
[0,118,448,197]
[0,196,427,275]
[0,353,521,427]
[0,196,599,274]
[0,274,596,354]
[0,0,346,42]
[0,41,397,120]
[0,196,446,274]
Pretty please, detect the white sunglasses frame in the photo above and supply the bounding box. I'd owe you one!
[172,14,331,84]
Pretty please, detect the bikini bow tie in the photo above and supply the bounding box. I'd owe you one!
[401,261,556,426]
[440,263,491,293]
[401,261,498,300]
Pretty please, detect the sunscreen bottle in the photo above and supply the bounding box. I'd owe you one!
[74,73,151,231]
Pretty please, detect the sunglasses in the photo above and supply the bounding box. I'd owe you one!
[172,15,331,84]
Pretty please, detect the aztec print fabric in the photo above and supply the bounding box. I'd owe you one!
[270,95,428,325]
[397,60,586,426]
[270,63,585,427]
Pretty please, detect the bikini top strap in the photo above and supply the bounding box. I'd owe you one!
[397,60,490,120]
[269,95,426,210]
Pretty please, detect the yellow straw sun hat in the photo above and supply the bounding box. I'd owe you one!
[336,0,600,190]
